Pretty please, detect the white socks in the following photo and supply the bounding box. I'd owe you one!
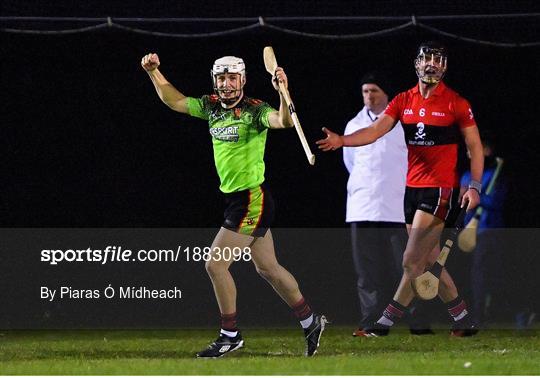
[221,329,238,338]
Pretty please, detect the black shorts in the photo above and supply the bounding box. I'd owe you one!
[222,184,275,237]
[404,186,460,225]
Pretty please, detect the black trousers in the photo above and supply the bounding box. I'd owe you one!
[470,229,504,326]
[351,221,431,329]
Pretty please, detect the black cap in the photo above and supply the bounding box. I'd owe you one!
[360,71,394,99]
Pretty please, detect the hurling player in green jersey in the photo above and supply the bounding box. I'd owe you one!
[141,53,326,358]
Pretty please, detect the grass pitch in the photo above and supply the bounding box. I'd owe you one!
[1,327,539,375]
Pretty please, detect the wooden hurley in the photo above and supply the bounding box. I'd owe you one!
[412,205,468,300]
[263,46,315,166]
[457,157,504,253]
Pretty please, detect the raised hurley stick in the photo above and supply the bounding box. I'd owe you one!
[412,205,469,300]
[458,157,504,252]
[263,46,315,165]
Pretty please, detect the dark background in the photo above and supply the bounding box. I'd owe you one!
[1,0,539,228]
[1,1,539,327]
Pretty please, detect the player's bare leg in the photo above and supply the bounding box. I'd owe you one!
[402,220,458,303]
[424,245,459,302]
[250,229,303,306]
[425,231,477,336]
[362,210,475,337]
[418,223,473,333]
[355,212,442,336]
[250,229,327,356]
[205,227,253,315]
[438,268,459,302]
[392,211,445,307]
[197,227,253,358]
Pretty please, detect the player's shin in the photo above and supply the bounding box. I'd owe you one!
[394,274,417,309]
[437,268,458,303]
[365,277,415,335]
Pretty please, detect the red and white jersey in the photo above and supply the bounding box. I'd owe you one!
[385,81,476,188]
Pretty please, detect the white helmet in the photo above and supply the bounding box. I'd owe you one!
[211,56,246,104]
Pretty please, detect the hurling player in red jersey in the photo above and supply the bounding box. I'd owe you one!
[317,41,484,337]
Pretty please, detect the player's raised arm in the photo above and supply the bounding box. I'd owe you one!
[267,67,294,129]
[316,114,397,151]
[141,53,189,114]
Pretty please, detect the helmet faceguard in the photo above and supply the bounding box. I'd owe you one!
[211,56,246,106]
[415,42,448,85]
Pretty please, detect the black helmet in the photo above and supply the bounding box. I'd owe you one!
[414,41,448,84]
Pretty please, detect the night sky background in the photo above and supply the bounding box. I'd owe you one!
[1,0,539,228]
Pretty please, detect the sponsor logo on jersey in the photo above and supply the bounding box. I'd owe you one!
[409,140,435,146]
[210,126,240,142]
[415,122,426,140]
[210,110,227,121]
[409,122,435,146]
[432,111,446,117]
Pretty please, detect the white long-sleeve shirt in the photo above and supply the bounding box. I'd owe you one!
[343,106,408,223]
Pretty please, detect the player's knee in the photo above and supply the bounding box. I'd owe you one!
[402,255,423,278]
[256,265,279,283]
[205,259,226,277]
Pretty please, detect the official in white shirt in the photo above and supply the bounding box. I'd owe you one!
[344,72,432,336]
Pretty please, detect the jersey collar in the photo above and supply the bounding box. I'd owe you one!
[365,107,382,122]
[412,81,447,97]
[220,93,245,109]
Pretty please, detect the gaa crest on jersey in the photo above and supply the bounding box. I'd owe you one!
[234,108,242,119]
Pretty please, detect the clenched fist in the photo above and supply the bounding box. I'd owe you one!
[141,53,160,72]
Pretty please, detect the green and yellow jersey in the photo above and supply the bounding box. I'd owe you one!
[186,95,275,193]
